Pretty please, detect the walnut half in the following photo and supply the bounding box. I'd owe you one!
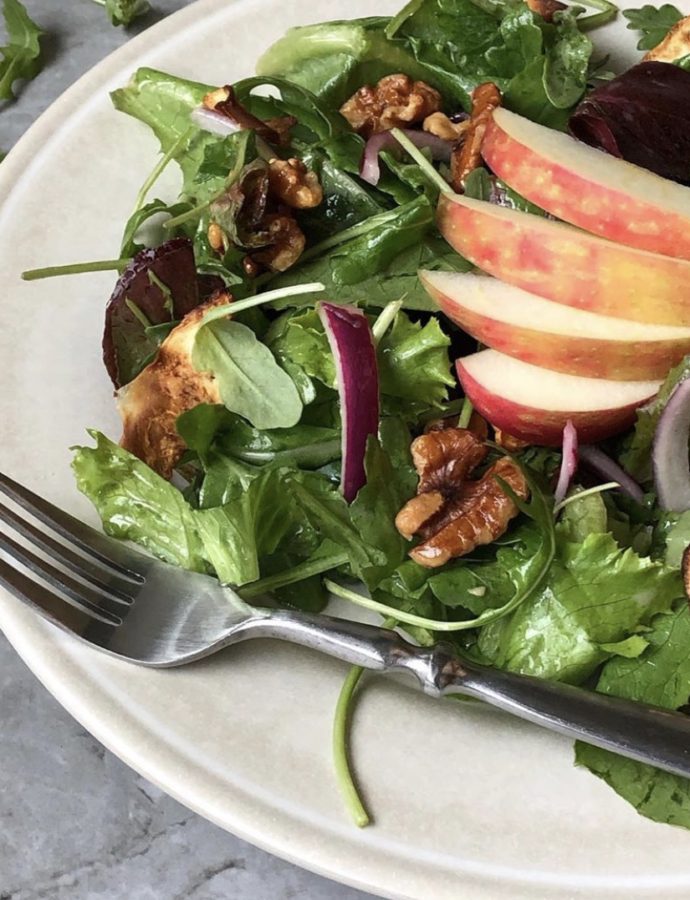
[395,428,529,568]
[340,74,442,137]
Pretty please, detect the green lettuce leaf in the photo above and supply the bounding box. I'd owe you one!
[377,312,454,407]
[576,603,690,829]
[102,0,150,27]
[477,530,682,683]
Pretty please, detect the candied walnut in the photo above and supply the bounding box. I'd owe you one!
[524,0,567,22]
[411,457,529,568]
[251,213,306,272]
[268,158,323,209]
[494,428,530,452]
[117,292,230,479]
[423,112,470,142]
[644,15,690,62]
[450,82,502,192]
[340,74,442,137]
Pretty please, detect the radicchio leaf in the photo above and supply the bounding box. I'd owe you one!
[569,61,690,183]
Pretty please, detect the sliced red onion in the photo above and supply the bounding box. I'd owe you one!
[554,420,578,504]
[318,302,379,503]
[653,379,690,512]
[191,106,242,137]
[360,129,453,186]
[579,445,645,505]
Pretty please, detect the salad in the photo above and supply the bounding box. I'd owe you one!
[23,0,690,831]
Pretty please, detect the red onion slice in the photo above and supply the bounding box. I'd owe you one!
[554,420,578,504]
[191,106,243,137]
[360,129,453,186]
[653,378,690,512]
[318,302,379,502]
[579,445,645,504]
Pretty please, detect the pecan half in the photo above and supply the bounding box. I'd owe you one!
[411,457,528,568]
[450,82,502,192]
[525,0,567,22]
[395,427,528,568]
[268,157,323,209]
[340,74,442,137]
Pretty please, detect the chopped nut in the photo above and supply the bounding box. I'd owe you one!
[423,112,470,142]
[264,115,298,146]
[251,213,306,272]
[268,157,323,209]
[494,428,530,452]
[644,15,690,62]
[207,222,226,253]
[450,82,502,192]
[242,255,261,278]
[410,457,528,567]
[340,74,442,137]
[524,0,567,22]
[203,86,230,110]
[203,84,288,144]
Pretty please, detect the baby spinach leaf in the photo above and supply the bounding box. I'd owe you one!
[622,4,683,51]
[192,319,303,430]
[543,10,593,109]
[0,0,44,102]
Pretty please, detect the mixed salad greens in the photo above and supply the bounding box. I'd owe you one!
[22,0,690,831]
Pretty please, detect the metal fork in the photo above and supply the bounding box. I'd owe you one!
[2,469,690,779]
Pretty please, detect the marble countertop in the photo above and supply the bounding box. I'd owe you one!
[0,3,374,898]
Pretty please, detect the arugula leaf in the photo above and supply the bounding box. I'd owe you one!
[478,530,682,683]
[191,319,303,430]
[620,355,690,482]
[98,0,151,27]
[0,0,43,102]
[576,603,690,830]
[120,198,192,257]
[623,4,683,51]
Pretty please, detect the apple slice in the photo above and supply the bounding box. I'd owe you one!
[437,192,690,326]
[483,107,690,260]
[456,349,660,446]
[420,270,690,381]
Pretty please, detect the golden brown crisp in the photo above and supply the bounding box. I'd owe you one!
[644,15,690,62]
[268,158,323,209]
[524,0,567,22]
[450,82,502,192]
[339,74,442,137]
[251,213,306,272]
[411,457,529,568]
[423,112,471,142]
[117,293,230,479]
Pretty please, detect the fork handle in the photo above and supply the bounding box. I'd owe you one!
[252,610,690,779]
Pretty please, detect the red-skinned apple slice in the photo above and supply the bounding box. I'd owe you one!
[482,107,690,260]
[420,270,690,381]
[437,193,690,326]
[456,350,660,446]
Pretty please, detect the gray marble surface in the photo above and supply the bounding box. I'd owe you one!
[0,3,374,898]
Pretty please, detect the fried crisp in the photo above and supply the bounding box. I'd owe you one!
[117,293,230,479]
[340,74,442,137]
[450,82,502,192]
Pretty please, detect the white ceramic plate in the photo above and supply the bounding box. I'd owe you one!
[2,2,690,897]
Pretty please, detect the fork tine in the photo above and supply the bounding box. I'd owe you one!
[0,499,134,604]
[0,471,145,583]
[0,530,123,625]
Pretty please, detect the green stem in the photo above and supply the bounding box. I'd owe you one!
[576,0,618,30]
[198,281,325,325]
[241,552,349,599]
[553,482,620,515]
[384,0,425,38]
[390,128,454,196]
[22,259,130,281]
[333,615,397,828]
[133,128,191,213]
[457,397,474,429]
